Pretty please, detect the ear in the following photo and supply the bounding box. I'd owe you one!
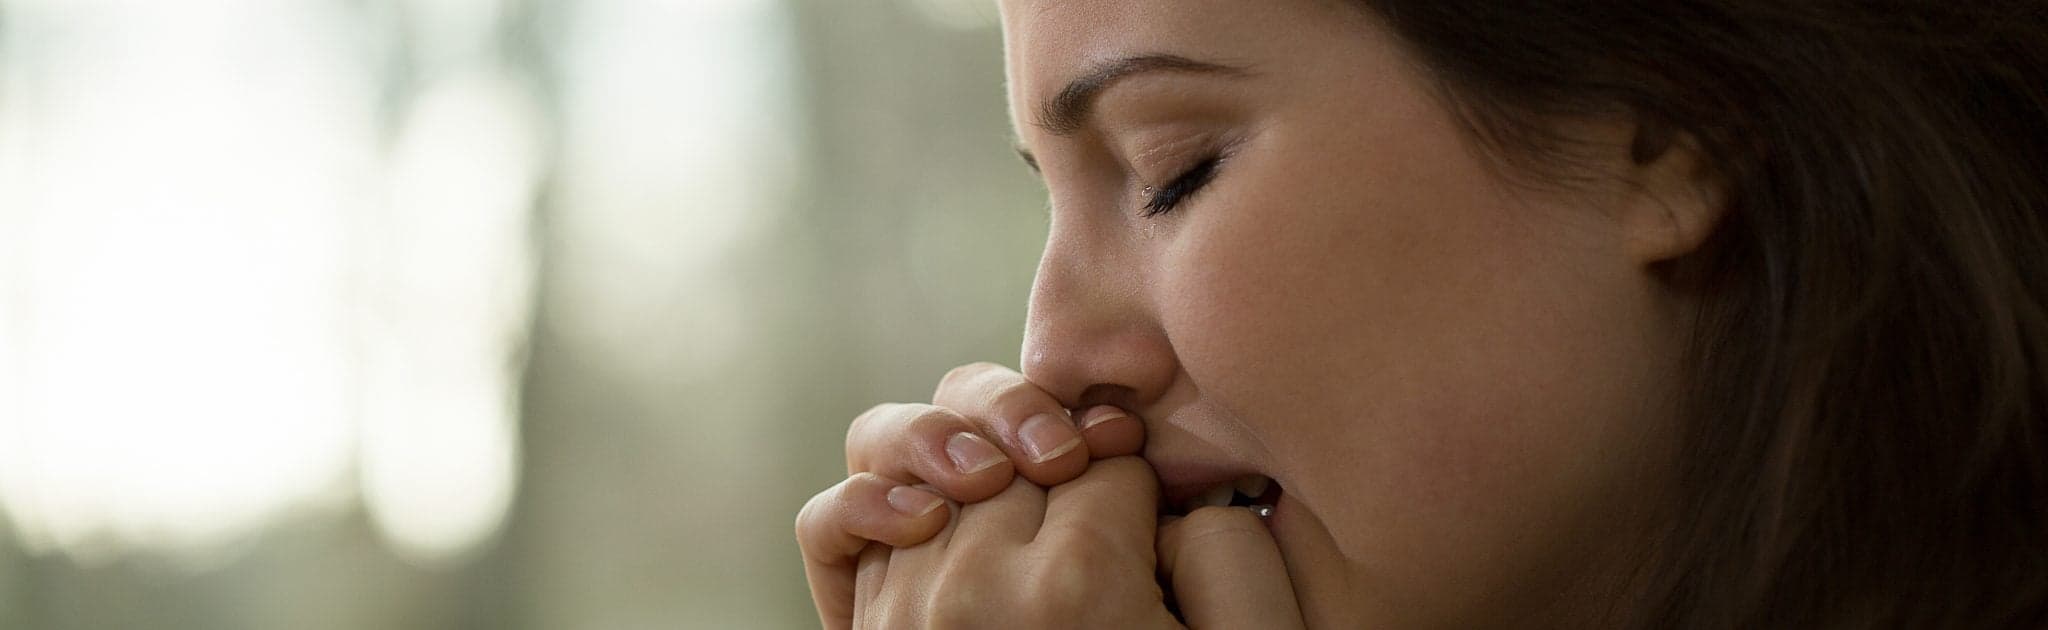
[1615,118,1731,265]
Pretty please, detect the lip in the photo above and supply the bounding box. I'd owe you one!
[1146,454,1265,510]
[1265,489,1292,531]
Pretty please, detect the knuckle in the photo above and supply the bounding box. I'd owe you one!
[829,473,918,542]
[794,486,844,551]
[794,494,822,539]
[848,402,899,439]
[902,404,971,435]
[849,404,974,472]
[845,471,893,492]
[984,379,1046,417]
[937,361,1002,393]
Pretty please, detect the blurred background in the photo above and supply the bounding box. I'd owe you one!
[0,0,1046,627]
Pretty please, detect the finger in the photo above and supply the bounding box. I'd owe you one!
[1037,456,1160,555]
[847,403,1016,503]
[948,474,1048,548]
[851,543,889,630]
[1156,507,1305,629]
[798,474,950,630]
[1074,405,1145,459]
[933,362,1091,486]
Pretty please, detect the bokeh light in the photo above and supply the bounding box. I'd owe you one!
[0,0,1044,627]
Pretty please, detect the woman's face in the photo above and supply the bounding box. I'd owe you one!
[1005,1,1691,627]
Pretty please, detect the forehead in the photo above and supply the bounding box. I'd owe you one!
[997,1,1297,130]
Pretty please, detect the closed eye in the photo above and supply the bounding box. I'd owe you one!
[1141,155,1222,217]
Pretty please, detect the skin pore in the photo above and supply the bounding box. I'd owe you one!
[1004,0,1721,627]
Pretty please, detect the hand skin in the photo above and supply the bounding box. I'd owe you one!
[797,363,1145,629]
[854,457,1304,630]
[797,363,1302,628]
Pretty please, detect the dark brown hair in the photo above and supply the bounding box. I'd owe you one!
[1357,2,2048,628]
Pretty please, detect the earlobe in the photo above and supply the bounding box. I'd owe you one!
[1620,123,1731,265]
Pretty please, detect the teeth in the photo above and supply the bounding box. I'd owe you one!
[1200,484,1234,508]
[1179,475,1275,514]
[1234,475,1271,499]
[1180,485,1233,513]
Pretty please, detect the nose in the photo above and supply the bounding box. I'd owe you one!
[1019,224,1178,411]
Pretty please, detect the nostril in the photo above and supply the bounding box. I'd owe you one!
[1074,382,1137,411]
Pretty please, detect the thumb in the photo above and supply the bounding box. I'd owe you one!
[1156,507,1305,629]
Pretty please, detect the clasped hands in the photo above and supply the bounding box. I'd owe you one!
[798,363,1304,629]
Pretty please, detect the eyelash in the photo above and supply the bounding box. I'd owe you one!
[1140,154,1223,218]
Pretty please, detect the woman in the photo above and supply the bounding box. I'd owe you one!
[797,1,2048,628]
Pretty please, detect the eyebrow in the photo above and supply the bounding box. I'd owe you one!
[1039,54,1247,135]
[1017,53,1248,171]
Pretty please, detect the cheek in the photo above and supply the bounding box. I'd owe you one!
[1160,101,1567,437]
[1156,115,1677,612]
[1161,117,1554,481]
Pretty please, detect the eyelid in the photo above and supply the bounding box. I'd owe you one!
[1141,154,1221,217]
[1124,131,1218,185]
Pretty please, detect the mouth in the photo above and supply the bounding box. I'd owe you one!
[1147,463,1287,626]
[1156,471,1285,518]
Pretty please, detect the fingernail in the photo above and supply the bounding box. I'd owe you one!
[1018,412,1081,463]
[887,486,944,517]
[946,432,1006,474]
[1079,408,1129,431]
